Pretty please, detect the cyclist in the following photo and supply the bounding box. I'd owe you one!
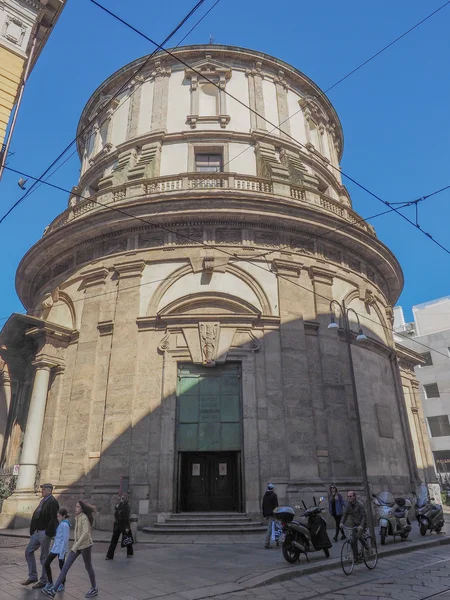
[341,491,367,561]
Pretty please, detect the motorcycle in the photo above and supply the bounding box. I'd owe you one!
[371,491,412,545]
[274,490,332,564]
[413,484,444,536]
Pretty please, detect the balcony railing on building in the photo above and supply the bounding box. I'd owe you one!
[45,172,375,237]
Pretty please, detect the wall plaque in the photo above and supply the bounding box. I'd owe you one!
[219,463,227,476]
[192,463,200,476]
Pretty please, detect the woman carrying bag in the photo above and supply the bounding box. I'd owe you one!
[328,484,346,542]
[105,493,134,559]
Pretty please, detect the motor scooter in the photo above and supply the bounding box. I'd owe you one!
[274,489,332,564]
[413,484,444,536]
[371,491,412,545]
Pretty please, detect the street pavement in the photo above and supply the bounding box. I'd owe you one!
[1,524,450,600]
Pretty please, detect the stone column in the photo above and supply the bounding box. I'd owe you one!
[15,361,53,491]
[274,71,291,139]
[308,266,358,480]
[246,62,266,131]
[0,359,12,463]
[151,61,170,131]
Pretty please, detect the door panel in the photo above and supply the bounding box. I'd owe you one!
[181,452,239,511]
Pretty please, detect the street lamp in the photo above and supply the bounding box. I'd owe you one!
[327,299,375,540]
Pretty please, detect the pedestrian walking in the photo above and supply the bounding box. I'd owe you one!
[21,483,59,589]
[262,483,278,549]
[42,508,70,592]
[105,493,134,559]
[328,484,346,542]
[41,500,98,598]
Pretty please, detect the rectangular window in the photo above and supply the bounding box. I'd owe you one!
[195,153,222,173]
[428,415,450,438]
[420,352,433,366]
[424,383,440,398]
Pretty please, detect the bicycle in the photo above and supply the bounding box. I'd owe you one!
[340,525,378,575]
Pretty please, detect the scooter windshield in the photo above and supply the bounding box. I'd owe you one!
[378,491,395,505]
[416,483,429,508]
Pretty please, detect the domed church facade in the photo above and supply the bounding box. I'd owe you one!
[0,45,435,527]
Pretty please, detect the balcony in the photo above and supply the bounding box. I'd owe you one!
[44,172,375,237]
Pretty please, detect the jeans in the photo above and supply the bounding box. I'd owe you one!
[44,552,65,584]
[264,516,274,546]
[106,526,133,558]
[25,530,51,583]
[333,514,342,538]
[53,547,96,590]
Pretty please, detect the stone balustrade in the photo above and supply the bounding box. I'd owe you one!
[44,172,375,237]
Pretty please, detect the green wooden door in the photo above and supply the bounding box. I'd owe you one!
[177,364,241,452]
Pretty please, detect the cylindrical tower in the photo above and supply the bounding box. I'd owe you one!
[0,45,435,528]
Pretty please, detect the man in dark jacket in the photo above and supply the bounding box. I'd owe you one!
[22,483,59,589]
[341,490,368,561]
[262,483,278,549]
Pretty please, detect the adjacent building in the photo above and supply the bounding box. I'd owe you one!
[0,0,65,172]
[395,298,450,485]
[0,45,435,529]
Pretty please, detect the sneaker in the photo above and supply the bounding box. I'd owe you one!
[264,544,272,549]
[56,584,65,592]
[41,588,56,599]
[44,583,54,591]
[85,587,99,598]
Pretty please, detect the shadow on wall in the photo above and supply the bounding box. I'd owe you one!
[0,311,431,530]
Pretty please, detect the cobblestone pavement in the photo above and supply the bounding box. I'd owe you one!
[215,546,450,600]
[1,537,450,600]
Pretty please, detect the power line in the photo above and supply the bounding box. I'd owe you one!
[0,0,211,225]
[6,162,446,267]
[91,0,450,258]
[3,167,450,364]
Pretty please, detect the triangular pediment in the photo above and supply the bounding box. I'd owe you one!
[185,55,232,79]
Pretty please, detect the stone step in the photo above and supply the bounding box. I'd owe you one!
[142,524,267,535]
[152,521,262,529]
[169,515,252,522]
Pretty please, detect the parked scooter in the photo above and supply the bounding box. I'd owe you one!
[274,490,332,564]
[413,484,444,536]
[372,491,412,545]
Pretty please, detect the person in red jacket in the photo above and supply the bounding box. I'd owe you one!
[262,483,278,549]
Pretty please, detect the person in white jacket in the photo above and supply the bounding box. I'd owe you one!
[43,509,70,592]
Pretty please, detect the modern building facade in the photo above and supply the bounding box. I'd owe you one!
[395,298,450,486]
[0,0,65,172]
[0,45,435,528]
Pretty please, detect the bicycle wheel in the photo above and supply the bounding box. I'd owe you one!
[363,535,378,570]
[341,540,354,575]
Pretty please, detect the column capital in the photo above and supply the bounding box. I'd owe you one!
[271,259,302,278]
[31,358,56,371]
[25,326,72,367]
[114,259,145,279]
[80,265,110,289]
[308,266,335,286]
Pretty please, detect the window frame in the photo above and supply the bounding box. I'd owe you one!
[428,415,450,438]
[424,383,440,399]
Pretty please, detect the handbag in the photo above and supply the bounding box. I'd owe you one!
[121,531,133,547]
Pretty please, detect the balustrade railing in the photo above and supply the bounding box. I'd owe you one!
[45,172,373,237]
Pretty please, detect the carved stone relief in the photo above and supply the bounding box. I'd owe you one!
[199,322,219,366]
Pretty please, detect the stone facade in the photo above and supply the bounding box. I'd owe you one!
[0,45,435,529]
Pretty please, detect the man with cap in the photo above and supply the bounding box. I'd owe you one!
[262,483,278,549]
[21,483,59,589]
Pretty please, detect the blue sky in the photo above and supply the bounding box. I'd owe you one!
[1,0,449,326]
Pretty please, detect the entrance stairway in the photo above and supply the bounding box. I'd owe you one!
[142,513,266,535]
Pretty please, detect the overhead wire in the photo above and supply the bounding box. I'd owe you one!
[90,0,450,257]
[0,0,211,224]
[2,164,450,363]
[1,2,450,362]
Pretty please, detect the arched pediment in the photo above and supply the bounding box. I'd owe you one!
[158,292,261,317]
